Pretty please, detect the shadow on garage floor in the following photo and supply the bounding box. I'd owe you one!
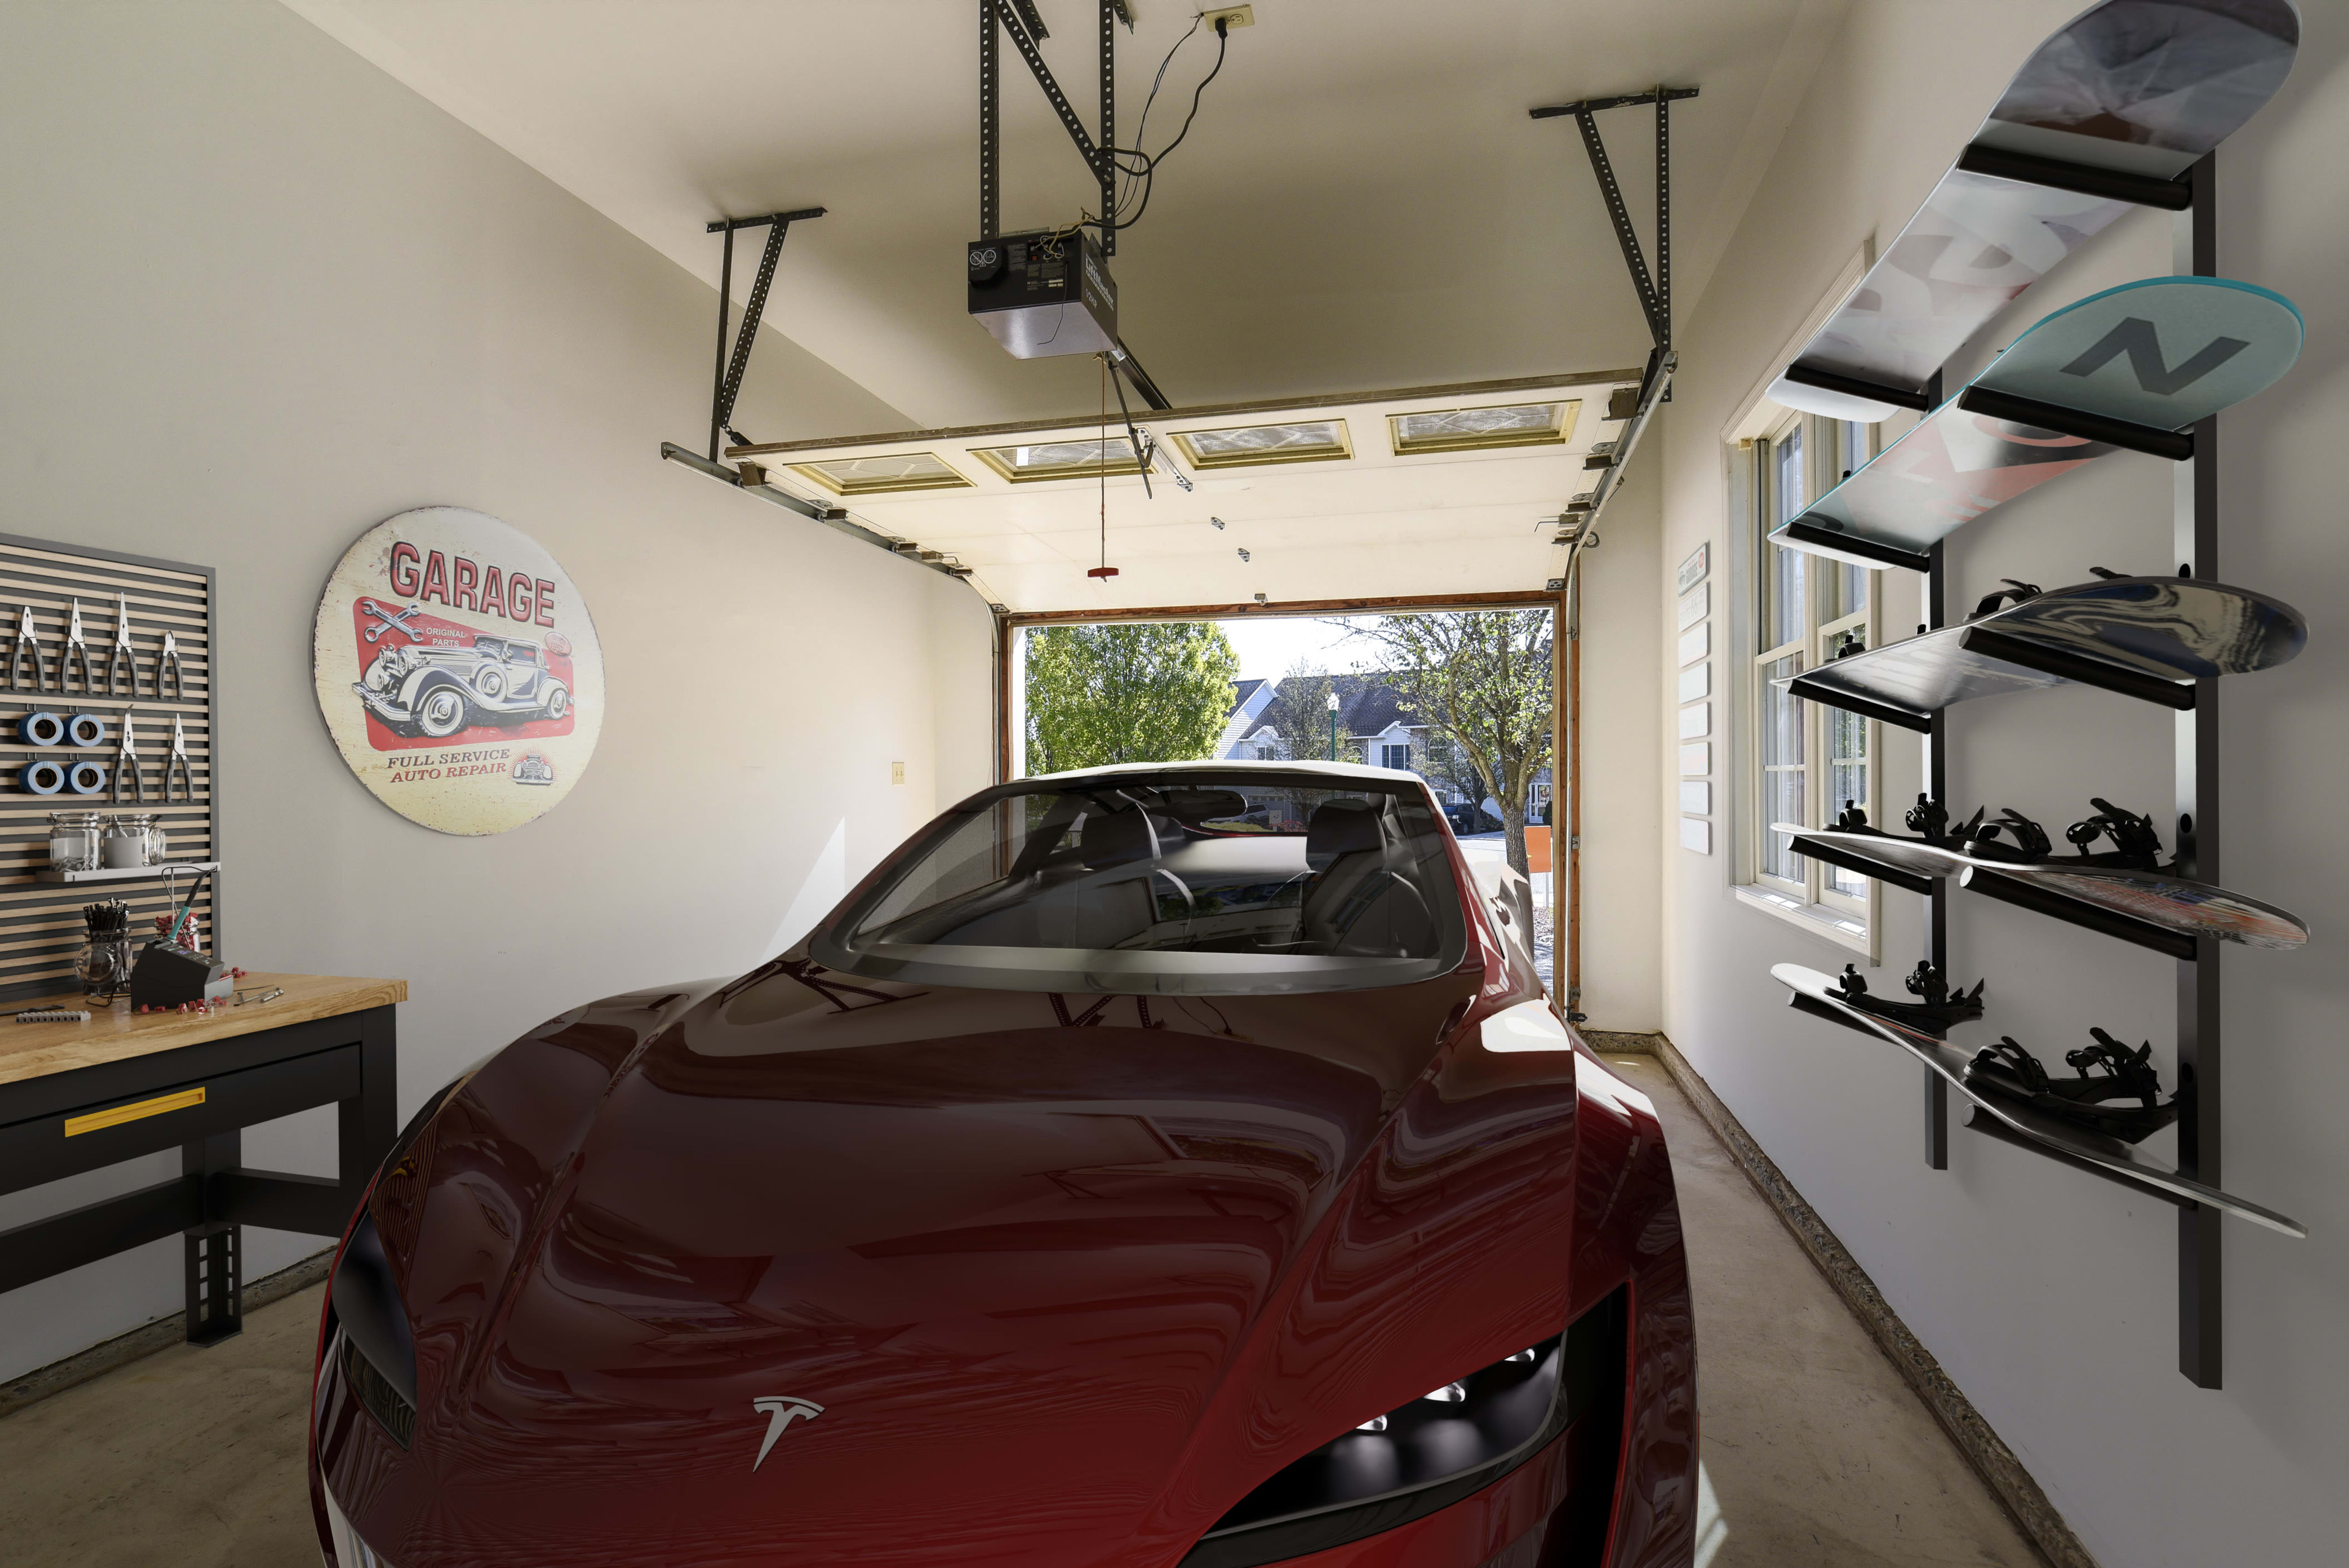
[0,1056,2045,1568]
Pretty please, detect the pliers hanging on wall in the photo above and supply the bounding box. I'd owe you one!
[9,605,44,692]
[158,628,187,703]
[164,713,195,804]
[61,599,95,695]
[111,710,147,804]
[106,594,140,698]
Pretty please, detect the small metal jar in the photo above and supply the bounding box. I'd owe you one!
[102,814,160,869]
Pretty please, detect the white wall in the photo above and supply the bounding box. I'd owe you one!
[1656,3,2349,1563]
[1578,437,1665,1033]
[0,0,995,1381]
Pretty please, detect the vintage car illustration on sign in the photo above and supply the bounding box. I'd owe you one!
[309,762,1698,1568]
[353,633,572,739]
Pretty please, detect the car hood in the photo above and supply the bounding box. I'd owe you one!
[343,954,1577,1568]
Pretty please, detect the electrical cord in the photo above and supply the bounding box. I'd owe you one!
[1089,15,1231,237]
[1119,13,1204,211]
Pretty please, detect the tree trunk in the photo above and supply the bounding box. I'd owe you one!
[1499,798,1535,938]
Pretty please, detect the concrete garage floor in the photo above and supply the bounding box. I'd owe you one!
[0,1058,2041,1568]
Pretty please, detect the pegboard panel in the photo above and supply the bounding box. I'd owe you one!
[0,533,215,1002]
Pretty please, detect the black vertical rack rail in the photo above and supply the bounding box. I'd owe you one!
[2173,152,2221,1389]
[1921,377,1948,1171]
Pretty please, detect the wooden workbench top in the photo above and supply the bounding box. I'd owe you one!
[0,973,406,1089]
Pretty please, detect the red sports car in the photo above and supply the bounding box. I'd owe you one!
[309,762,1696,1568]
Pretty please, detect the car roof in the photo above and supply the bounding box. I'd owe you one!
[1020,759,1422,785]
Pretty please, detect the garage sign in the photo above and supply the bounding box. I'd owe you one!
[313,507,604,835]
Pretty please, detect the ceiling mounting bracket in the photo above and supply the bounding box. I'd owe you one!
[1530,84,1698,546]
[980,0,1122,254]
[703,206,824,462]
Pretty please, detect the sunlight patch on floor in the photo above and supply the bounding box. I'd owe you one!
[1693,1460,1729,1568]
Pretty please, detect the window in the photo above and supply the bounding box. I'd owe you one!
[1169,419,1352,469]
[1388,401,1579,455]
[1381,742,1412,771]
[1748,414,1876,923]
[811,771,1467,995]
[970,436,1143,483]
[789,452,972,494]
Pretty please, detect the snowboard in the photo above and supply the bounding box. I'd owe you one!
[1768,0,2302,423]
[1773,963,2304,1237]
[1773,277,2303,573]
[1782,573,2304,731]
[1775,823,2307,950]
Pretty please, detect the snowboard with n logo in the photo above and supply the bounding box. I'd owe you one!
[1766,0,2301,422]
[1772,277,2302,572]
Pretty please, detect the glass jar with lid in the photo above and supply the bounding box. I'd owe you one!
[47,811,105,873]
[102,813,163,869]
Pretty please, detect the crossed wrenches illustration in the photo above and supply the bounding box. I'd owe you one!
[361,600,425,643]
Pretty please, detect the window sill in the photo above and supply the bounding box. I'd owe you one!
[1732,884,1873,957]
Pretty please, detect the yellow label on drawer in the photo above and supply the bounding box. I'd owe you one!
[64,1086,206,1137]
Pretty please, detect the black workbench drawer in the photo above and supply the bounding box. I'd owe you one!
[0,1044,359,1189]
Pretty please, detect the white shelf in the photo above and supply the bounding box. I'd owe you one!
[34,860,220,885]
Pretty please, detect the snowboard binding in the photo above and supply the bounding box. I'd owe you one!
[1965,807,2053,862]
[2063,798,2165,870]
[1901,794,1952,844]
[1828,960,1985,1039]
[1968,580,2042,619]
[1962,1027,2180,1143]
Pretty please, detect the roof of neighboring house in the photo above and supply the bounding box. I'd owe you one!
[1256,671,1426,739]
[1226,677,1268,717]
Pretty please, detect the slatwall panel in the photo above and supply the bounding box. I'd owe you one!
[0,533,215,1002]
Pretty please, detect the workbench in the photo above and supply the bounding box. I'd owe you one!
[0,974,402,1345]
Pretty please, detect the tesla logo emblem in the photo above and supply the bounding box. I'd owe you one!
[751,1396,824,1470]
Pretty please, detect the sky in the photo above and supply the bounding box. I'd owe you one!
[1215,613,1383,682]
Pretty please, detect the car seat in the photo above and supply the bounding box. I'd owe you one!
[1300,800,1431,956]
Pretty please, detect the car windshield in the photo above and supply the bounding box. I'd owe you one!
[812,770,1469,995]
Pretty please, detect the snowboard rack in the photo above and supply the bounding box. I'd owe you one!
[1955,155,2232,1383]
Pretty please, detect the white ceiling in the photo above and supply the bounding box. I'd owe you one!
[280,0,1844,433]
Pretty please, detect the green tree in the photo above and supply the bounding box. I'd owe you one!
[1261,661,1364,766]
[1346,610,1553,921]
[1025,622,1242,775]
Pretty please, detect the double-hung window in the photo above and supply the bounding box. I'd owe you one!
[1749,415,1876,925]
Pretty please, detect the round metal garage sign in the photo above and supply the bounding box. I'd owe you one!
[312,508,603,835]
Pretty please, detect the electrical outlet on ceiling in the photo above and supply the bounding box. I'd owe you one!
[1201,6,1255,30]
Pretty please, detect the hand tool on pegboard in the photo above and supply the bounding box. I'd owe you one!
[10,605,45,692]
[61,599,95,694]
[106,594,140,697]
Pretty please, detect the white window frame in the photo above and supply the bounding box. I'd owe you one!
[1735,410,1880,950]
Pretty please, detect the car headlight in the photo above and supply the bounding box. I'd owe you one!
[327,1211,416,1448]
[362,648,411,691]
[321,1055,495,1452]
[1189,1287,1626,1568]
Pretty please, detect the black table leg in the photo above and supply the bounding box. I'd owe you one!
[341,1005,399,1202]
[183,1129,241,1345]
